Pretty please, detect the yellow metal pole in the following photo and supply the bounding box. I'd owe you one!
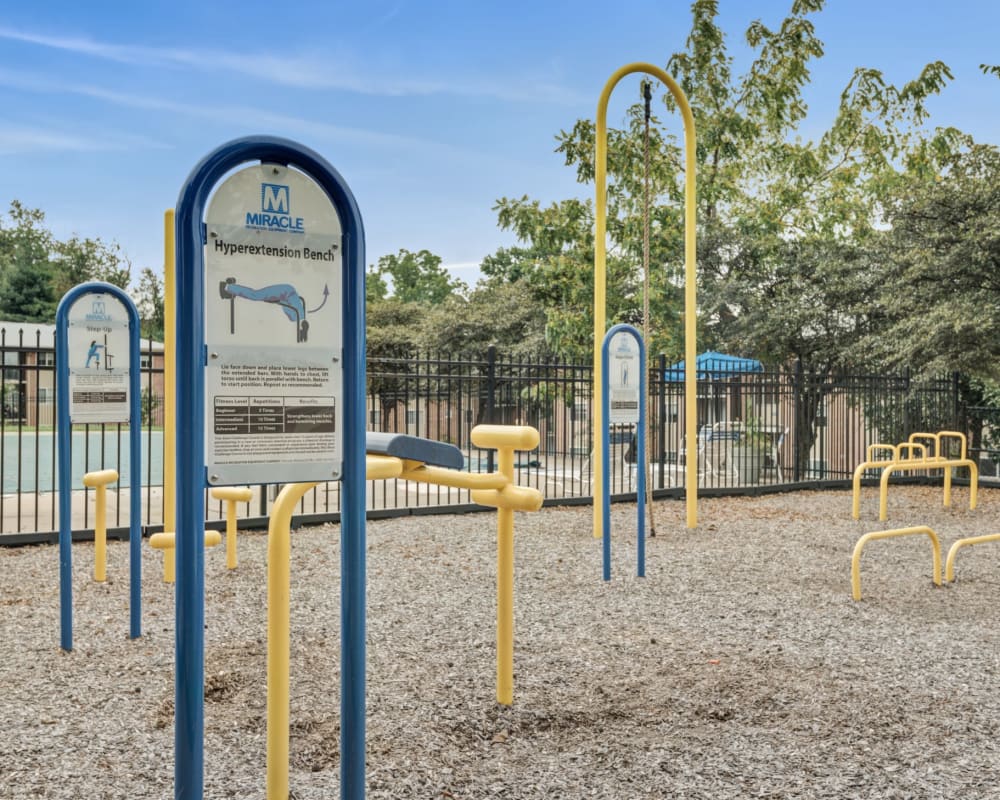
[94,483,107,582]
[83,469,118,581]
[468,425,542,706]
[496,444,515,705]
[226,500,238,569]
[267,481,318,800]
[163,211,176,539]
[594,63,698,535]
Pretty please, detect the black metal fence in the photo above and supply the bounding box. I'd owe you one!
[2,329,994,543]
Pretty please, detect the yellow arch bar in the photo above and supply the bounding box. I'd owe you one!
[851,525,942,601]
[593,62,698,536]
[945,532,1000,582]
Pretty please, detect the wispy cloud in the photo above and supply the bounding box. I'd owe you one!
[0,24,584,104]
[0,123,165,155]
[0,67,522,163]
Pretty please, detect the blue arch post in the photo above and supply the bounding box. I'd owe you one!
[56,281,143,650]
[601,324,647,581]
[174,136,367,800]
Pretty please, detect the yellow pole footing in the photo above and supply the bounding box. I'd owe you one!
[211,486,254,569]
[851,526,942,601]
[83,469,119,582]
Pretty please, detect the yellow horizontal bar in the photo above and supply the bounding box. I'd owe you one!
[82,469,119,487]
[210,486,253,503]
[471,485,544,512]
[365,454,404,480]
[471,425,540,452]
[399,463,509,491]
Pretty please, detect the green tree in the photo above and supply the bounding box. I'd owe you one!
[52,235,131,298]
[495,0,963,473]
[0,201,57,321]
[136,267,165,342]
[868,144,1000,378]
[418,279,549,356]
[366,298,427,430]
[374,249,466,305]
[0,200,134,322]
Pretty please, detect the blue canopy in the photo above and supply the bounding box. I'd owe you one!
[663,351,764,382]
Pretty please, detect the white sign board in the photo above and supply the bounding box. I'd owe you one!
[204,163,343,485]
[608,331,640,425]
[67,293,131,423]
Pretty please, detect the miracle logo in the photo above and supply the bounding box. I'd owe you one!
[246,183,305,233]
[85,299,112,322]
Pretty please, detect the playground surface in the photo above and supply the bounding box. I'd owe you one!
[1,485,998,799]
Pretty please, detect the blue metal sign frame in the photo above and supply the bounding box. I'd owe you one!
[55,281,143,650]
[173,136,367,800]
[600,324,647,581]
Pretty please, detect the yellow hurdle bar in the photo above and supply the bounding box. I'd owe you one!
[83,469,119,582]
[851,526,942,601]
[878,457,978,521]
[945,532,1000,582]
[594,63,698,535]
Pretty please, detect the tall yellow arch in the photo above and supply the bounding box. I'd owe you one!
[593,63,698,534]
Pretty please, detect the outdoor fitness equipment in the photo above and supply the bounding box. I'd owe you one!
[851,525,942,601]
[592,63,698,536]
[945,531,1000,582]
[83,468,119,583]
[55,282,143,651]
[600,324,646,580]
[264,428,542,798]
[172,136,367,800]
[851,431,979,521]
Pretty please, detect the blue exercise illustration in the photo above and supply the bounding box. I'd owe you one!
[85,340,104,368]
[219,277,329,343]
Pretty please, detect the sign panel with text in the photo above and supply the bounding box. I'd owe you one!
[66,292,131,423]
[203,163,342,484]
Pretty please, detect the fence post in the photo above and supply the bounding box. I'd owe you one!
[952,371,961,432]
[486,345,497,472]
[903,366,911,440]
[657,354,666,489]
[793,359,802,482]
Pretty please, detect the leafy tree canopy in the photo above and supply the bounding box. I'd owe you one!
[0,200,133,323]
[865,144,1000,379]
[371,248,466,305]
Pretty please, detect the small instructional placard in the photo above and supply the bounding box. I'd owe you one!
[66,292,131,423]
[608,330,640,425]
[204,163,343,485]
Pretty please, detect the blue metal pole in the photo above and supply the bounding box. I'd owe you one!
[126,296,143,638]
[55,292,75,652]
[341,225,367,799]
[175,170,207,800]
[637,336,647,579]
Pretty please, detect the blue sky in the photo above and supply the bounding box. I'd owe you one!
[1,0,997,290]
